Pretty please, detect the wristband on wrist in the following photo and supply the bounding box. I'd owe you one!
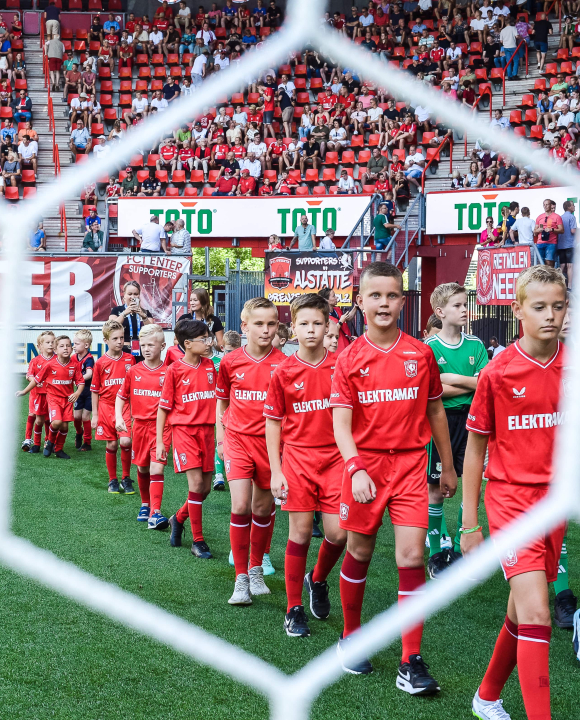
[217,441,223,446]
[460,525,482,535]
[345,456,367,478]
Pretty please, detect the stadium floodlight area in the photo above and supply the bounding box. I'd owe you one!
[1,1,580,717]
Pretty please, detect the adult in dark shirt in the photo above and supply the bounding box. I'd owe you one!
[139,170,162,196]
[267,1,283,28]
[218,152,240,178]
[109,281,153,356]
[531,14,552,72]
[361,33,377,52]
[163,24,181,56]
[390,4,406,27]
[163,77,180,101]
[408,57,423,76]
[180,287,224,346]
[383,99,400,121]
[342,71,361,95]
[44,0,61,40]
[495,161,518,187]
[89,16,103,43]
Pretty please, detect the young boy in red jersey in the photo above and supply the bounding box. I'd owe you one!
[17,335,85,460]
[216,297,285,605]
[72,330,95,452]
[331,261,456,691]
[265,293,346,637]
[462,265,568,720]
[22,330,55,454]
[117,324,172,529]
[157,319,216,558]
[324,319,340,353]
[91,320,135,494]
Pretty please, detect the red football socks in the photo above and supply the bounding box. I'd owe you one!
[54,430,67,452]
[149,474,164,514]
[176,500,189,524]
[249,512,271,569]
[25,415,34,441]
[137,471,150,505]
[398,566,426,663]
[285,540,309,611]
[479,616,518,702]
[47,424,57,444]
[73,418,83,435]
[312,537,345,584]
[83,420,92,443]
[340,551,370,637]
[120,447,131,478]
[188,491,205,542]
[518,624,552,720]
[33,425,42,447]
[230,512,251,576]
[44,420,50,439]
[265,501,276,554]
[105,449,117,480]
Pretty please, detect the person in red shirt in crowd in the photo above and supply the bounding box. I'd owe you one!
[374,6,388,28]
[116,324,172,530]
[236,168,256,196]
[213,167,238,195]
[259,177,274,195]
[216,297,286,606]
[332,11,345,32]
[198,111,215,133]
[265,293,347,638]
[193,138,211,180]
[331,261,455,689]
[91,321,135,493]
[10,14,22,40]
[322,87,338,111]
[211,133,229,169]
[156,137,178,176]
[232,136,246,159]
[258,75,276,139]
[17,335,85,460]
[462,265,568,720]
[247,104,263,127]
[157,324,216,561]
[430,41,445,71]
[105,31,118,56]
[534,198,564,267]
[266,133,287,171]
[125,12,137,34]
[339,86,356,118]
[374,171,392,197]
[177,140,194,174]
[397,113,418,149]
[275,170,297,195]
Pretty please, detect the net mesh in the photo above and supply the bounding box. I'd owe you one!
[1,3,580,718]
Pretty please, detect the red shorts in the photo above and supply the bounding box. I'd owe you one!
[485,480,566,583]
[48,397,73,424]
[30,391,48,417]
[223,429,270,490]
[95,402,131,442]
[339,448,429,536]
[281,443,342,513]
[28,387,38,415]
[172,424,214,474]
[48,57,62,71]
[131,419,172,468]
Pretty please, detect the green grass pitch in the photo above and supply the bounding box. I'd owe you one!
[1,397,578,719]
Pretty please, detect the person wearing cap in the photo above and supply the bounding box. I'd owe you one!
[69,92,89,126]
[121,166,139,196]
[124,90,149,127]
[62,62,81,103]
[217,150,240,179]
[236,168,256,196]
[91,135,109,160]
[212,167,238,196]
[69,119,91,156]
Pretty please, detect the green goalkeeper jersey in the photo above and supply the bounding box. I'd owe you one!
[424,332,488,409]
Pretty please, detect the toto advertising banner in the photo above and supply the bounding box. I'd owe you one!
[476,246,531,305]
[3,254,190,327]
[426,186,580,235]
[117,197,370,238]
[264,251,354,306]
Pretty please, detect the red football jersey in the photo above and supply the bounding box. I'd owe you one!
[248,112,263,124]
[270,142,287,156]
[165,344,185,365]
[466,341,565,485]
[159,357,216,426]
[28,353,53,394]
[118,360,168,421]
[179,148,194,161]
[322,93,338,110]
[264,350,336,447]
[91,352,135,405]
[35,356,84,402]
[213,143,229,160]
[259,184,273,195]
[160,145,177,162]
[216,346,286,436]
[232,145,246,159]
[330,332,442,451]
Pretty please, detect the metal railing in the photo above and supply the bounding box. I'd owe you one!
[382,192,425,269]
[420,134,453,193]
[464,86,493,157]
[340,192,382,249]
[502,38,529,106]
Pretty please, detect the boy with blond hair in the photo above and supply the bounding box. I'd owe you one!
[424,283,488,578]
[22,330,55,453]
[72,329,94,451]
[462,265,567,720]
[91,320,135,494]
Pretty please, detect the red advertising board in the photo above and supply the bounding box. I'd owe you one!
[14,254,190,327]
[476,247,531,305]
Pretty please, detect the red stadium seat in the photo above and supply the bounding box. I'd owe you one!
[88,0,102,10]
[23,186,36,199]
[310,78,323,90]
[119,67,132,79]
[368,134,381,147]
[190,171,204,185]
[560,62,573,74]
[362,185,375,194]
[21,170,35,184]
[556,48,569,60]
[312,185,327,196]
[129,155,144,168]
[543,63,558,76]
[98,67,111,79]
[264,170,277,182]
[154,67,167,78]
[202,187,214,197]
[4,187,18,200]
[119,94,132,107]
[136,170,149,183]
[350,134,364,148]
[14,79,27,91]
[288,169,301,184]
[138,67,152,80]
[151,54,164,65]
[534,78,546,91]
[165,187,180,197]
[0,107,12,118]
[91,123,104,136]
[519,94,534,108]
[183,186,198,197]
[104,108,117,122]
[208,170,220,183]
[296,92,310,105]
[135,80,149,92]
[172,171,186,184]
[305,169,318,182]
[523,109,537,124]
[167,54,179,65]
[509,110,522,125]
[231,93,244,105]
[295,186,309,196]
[392,149,406,163]
[513,126,527,137]
[341,151,355,166]
[324,152,338,165]
[89,41,101,53]
[529,125,543,139]
[147,154,160,167]
[322,168,336,182]
[295,64,306,76]
[358,150,371,164]
[328,185,338,194]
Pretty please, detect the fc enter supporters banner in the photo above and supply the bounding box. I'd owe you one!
[425,186,580,235]
[117,196,370,238]
[264,251,354,306]
[3,254,190,327]
[476,246,531,305]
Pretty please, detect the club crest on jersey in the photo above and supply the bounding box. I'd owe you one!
[131,450,135,459]
[125,364,132,372]
[359,367,369,377]
[96,426,103,435]
[69,368,74,376]
[404,359,418,378]
[159,375,165,386]
[179,453,187,465]
[505,549,518,567]
[512,387,526,399]
[236,373,245,380]
[294,382,304,390]
[207,373,214,384]
[225,460,231,474]
[469,356,475,365]
[340,503,349,521]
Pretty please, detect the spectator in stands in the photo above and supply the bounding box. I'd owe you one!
[488,337,505,357]
[139,169,162,197]
[464,161,482,188]
[62,62,81,103]
[98,40,114,75]
[92,135,109,160]
[179,29,196,60]
[531,12,552,73]
[337,169,356,195]
[558,201,576,287]
[88,15,103,44]
[17,134,37,178]
[403,145,425,189]
[44,0,61,41]
[197,21,216,48]
[69,92,88,126]
[0,118,16,161]
[309,117,329,161]
[30,222,46,252]
[132,216,167,254]
[45,33,63,92]
[0,79,10,107]
[132,24,150,57]
[163,76,181,103]
[2,150,19,188]
[175,1,192,32]
[393,170,411,207]
[84,208,101,232]
[278,74,296,139]
[213,167,238,196]
[193,138,211,180]
[237,168,257,196]
[167,219,190,255]
[480,217,501,246]
[12,51,25,81]
[509,206,535,246]
[444,41,463,71]
[299,134,320,179]
[293,214,316,250]
[499,17,520,80]
[495,157,519,187]
[150,89,168,113]
[240,151,261,179]
[124,91,149,127]
[157,138,178,176]
[373,202,401,251]
[191,48,209,86]
[108,119,124,143]
[82,222,104,253]
[537,92,555,128]
[80,62,96,96]
[534,198,564,267]
[490,108,510,130]
[69,119,90,156]
[149,24,164,56]
[163,22,182,58]
[87,93,101,126]
[121,166,139,196]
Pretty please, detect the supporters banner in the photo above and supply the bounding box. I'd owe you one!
[264,251,354,306]
[117,196,370,238]
[6,254,190,327]
[476,246,531,305]
[425,186,580,235]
